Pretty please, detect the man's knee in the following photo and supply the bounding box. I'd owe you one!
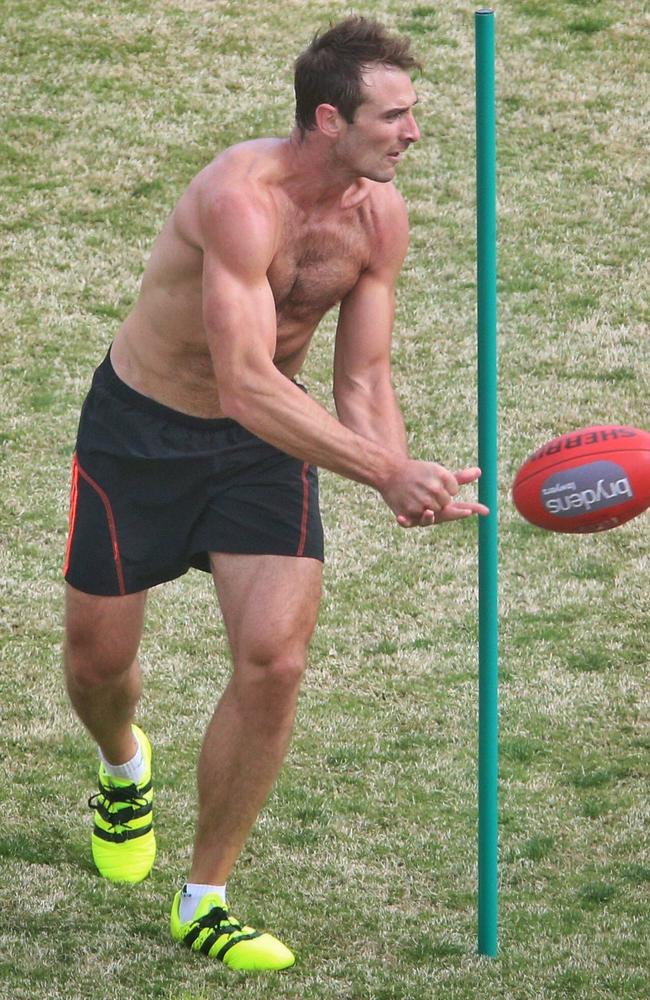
[64,626,136,688]
[64,597,143,688]
[64,586,145,687]
[235,642,308,696]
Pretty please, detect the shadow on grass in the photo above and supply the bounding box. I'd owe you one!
[0,829,94,872]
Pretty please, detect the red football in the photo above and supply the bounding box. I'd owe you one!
[512,425,650,533]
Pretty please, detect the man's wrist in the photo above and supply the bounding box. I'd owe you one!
[365,446,405,493]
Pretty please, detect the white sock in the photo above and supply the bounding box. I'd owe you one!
[99,729,146,785]
[179,882,228,923]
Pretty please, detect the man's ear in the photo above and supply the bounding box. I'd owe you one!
[314,103,345,138]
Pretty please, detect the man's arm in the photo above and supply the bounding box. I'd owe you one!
[333,190,487,527]
[333,189,410,457]
[199,184,485,526]
[200,184,402,489]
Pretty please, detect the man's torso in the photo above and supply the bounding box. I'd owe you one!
[111,138,397,417]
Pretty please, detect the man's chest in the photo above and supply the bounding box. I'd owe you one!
[269,210,374,319]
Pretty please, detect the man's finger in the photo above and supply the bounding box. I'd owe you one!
[437,501,490,521]
[453,466,482,486]
[397,501,488,527]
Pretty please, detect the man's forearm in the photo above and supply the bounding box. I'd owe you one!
[334,381,410,457]
[220,366,403,491]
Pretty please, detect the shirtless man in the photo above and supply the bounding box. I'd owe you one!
[63,16,487,972]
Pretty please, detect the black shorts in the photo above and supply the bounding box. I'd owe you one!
[63,351,324,596]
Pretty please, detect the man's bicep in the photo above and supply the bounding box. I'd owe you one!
[334,271,397,385]
[333,270,408,451]
[335,191,409,380]
[200,192,278,369]
[202,253,277,343]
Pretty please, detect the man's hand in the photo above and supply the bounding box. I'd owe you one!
[380,461,489,528]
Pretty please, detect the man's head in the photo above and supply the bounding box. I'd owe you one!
[294,16,421,135]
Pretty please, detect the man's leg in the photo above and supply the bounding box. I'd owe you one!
[192,553,323,884]
[64,583,156,883]
[170,553,322,971]
[64,583,147,763]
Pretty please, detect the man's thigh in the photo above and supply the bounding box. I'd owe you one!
[209,553,323,663]
[64,583,147,675]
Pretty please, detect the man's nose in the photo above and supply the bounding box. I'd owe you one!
[403,111,420,143]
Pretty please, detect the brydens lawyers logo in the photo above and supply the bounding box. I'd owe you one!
[541,461,634,517]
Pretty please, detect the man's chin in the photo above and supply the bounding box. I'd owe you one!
[363,166,397,184]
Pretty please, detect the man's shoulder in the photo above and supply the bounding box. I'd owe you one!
[178,142,284,261]
[188,139,284,219]
[364,181,409,239]
[371,178,408,211]
[359,180,408,232]
[356,183,409,272]
[195,138,285,190]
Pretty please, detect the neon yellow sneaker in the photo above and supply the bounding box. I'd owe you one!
[170,890,295,971]
[88,725,156,883]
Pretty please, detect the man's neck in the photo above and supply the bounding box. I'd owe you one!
[280,129,371,212]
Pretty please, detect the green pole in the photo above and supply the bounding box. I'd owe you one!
[475,8,499,957]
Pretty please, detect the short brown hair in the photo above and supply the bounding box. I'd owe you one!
[294,16,421,133]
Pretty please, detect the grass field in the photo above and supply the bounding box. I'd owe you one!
[1,1,649,998]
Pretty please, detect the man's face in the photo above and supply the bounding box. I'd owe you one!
[335,64,421,182]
